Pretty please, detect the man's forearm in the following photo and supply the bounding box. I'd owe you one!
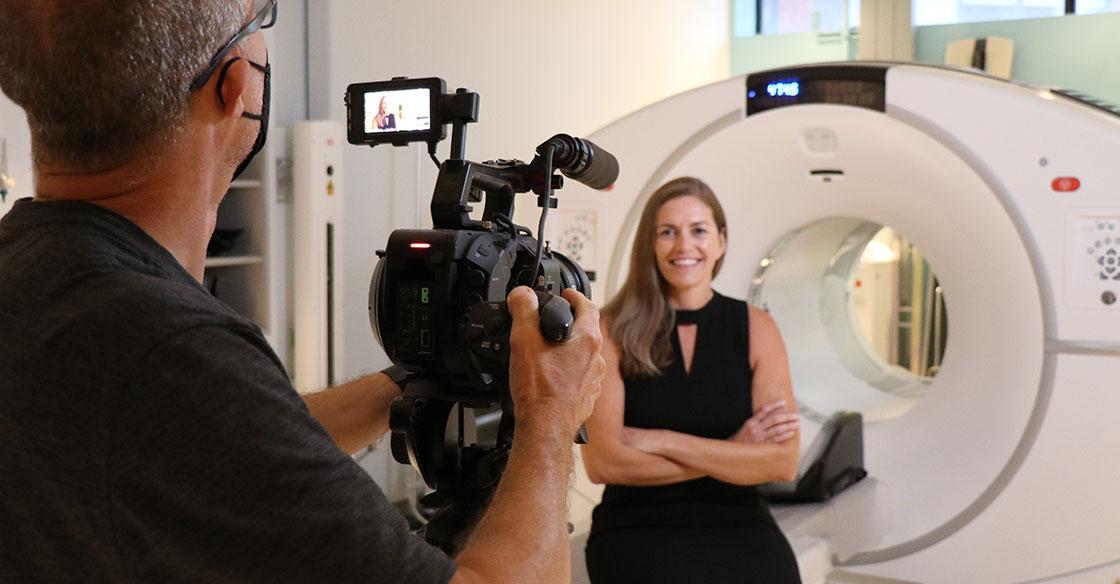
[302,372,399,454]
[454,414,574,583]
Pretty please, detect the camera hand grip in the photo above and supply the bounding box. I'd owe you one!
[535,289,574,343]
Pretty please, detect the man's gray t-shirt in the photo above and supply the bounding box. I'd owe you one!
[0,198,456,583]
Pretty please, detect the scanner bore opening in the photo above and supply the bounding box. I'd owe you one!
[749,218,948,421]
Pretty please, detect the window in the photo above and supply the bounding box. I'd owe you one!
[1077,0,1120,13]
[733,0,759,36]
[737,0,1117,38]
[733,0,859,36]
[913,0,1066,26]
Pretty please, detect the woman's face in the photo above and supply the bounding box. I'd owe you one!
[653,195,726,294]
[379,97,389,114]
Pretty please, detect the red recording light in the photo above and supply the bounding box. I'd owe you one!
[409,242,432,250]
[1052,177,1081,192]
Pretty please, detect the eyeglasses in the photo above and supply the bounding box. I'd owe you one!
[189,0,277,92]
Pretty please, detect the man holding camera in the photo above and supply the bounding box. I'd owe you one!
[0,1,604,582]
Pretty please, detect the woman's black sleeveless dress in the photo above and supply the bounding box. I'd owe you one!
[585,292,801,584]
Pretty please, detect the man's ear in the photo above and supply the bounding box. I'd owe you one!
[216,57,249,120]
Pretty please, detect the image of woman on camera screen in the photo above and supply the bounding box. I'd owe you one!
[371,95,396,131]
[581,177,802,583]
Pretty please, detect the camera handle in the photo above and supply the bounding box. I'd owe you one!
[429,158,563,231]
[438,88,479,162]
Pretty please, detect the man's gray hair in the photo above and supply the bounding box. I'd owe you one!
[0,1,247,169]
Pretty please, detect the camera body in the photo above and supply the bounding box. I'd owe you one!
[370,223,588,403]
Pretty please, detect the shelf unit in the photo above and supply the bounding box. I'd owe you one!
[203,255,264,268]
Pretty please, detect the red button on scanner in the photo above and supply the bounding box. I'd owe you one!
[1052,177,1081,192]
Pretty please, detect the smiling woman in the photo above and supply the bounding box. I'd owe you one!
[581,177,802,584]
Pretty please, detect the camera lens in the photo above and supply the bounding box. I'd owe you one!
[368,257,389,350]
[552,251,592,300]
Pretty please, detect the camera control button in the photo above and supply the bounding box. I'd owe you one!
[485,315,508,335]
[466,267,487,288]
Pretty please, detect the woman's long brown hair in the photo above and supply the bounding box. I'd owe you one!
[603,177,728,378]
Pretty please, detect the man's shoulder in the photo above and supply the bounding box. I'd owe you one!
[2,200,244,334]
[36,262,257,372]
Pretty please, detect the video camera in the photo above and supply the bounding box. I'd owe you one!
[346,77,617,551]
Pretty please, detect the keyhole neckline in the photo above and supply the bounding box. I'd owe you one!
[672,292,719,325]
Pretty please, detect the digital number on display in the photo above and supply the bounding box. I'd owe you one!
[766,80,800,98]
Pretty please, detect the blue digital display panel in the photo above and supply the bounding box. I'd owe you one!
[766,80,801,98]
[745,66,888,116]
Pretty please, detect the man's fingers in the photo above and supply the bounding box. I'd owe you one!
[562,288,600,335]
[591,354,606,385]
[561,287,592,314]
[585,354,606,393]
[506,286,540,333]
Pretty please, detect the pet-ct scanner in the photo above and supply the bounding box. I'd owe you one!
[550,63,1120,583]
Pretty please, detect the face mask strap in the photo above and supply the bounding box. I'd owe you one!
[215,57,242,108]
[241,61,270,121]
[215,57,268,119]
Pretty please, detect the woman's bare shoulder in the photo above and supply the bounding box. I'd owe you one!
[747,305,787,356]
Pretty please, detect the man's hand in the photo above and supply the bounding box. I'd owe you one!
[452,287,605,584]
[731,400,799,444]
[506,286,605,438]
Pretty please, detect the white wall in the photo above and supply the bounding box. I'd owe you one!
[266,2,309,129]
[310,0,731,378]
